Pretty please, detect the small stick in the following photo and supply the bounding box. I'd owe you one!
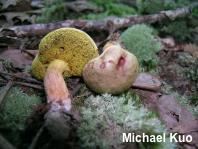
[0,80,43,90]
[13,81,44,90]
[28,124,46,149]
[75,92,92,98]
[0,131,16,149]
[0,71,43,84]
[0,80,13,106]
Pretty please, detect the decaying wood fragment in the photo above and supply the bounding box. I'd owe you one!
[0,2,198,38]
[0,80,13,106]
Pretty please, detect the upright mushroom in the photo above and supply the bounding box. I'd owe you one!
[31,28,98,111]
[83,45,139,94]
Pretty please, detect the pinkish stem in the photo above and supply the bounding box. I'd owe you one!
[44,59,71,111]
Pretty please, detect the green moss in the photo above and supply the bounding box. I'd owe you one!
[0,87,42,147]
[178,55,198,88]
[3,59,13,68]
[136,0,197,15]
[136,0,197,44]
[77,94,175,149]
[84,11,109,20]
[73,84,89,108]
[136,0,167,15]
[163,0,176,10]
[36,0,67,23]
[82,0,137,20]
[175,0,197,8]
[120,24,161,74]
[144,0,164,14]
[191,8,198,18]
[159,19,191,43]
[22,65,32,76]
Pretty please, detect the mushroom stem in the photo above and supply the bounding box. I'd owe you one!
[44,59,71,111]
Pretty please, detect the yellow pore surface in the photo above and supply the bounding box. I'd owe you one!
[32,28,99,80]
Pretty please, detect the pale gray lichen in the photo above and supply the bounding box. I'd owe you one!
[77,93,175,149]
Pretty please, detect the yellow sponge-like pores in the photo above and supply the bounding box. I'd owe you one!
[32,28,99,80]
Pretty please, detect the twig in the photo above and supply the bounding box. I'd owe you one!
[28,124,46,149]
[1,2,198,38]
[0,80,13,106]
[75,92,92,98]
[0,80,43,90]
[0,71,43,84]
[0,133,16,149]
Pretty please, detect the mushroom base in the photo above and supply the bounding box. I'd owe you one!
[44,59,71,111]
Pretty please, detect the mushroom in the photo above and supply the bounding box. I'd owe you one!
[83,45,139,94]
[31,28,98,111]
[102,41,118,51]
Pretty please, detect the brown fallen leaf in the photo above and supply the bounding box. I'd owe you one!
[142,90,198,147]
[22,49,38,59]
[158,36,176,47]
[185,132,198,147]
[132,72,162,92]
[0,12,35,26]
[0,49,38,69]
[157,36,183,51]
[0,36,21,49]
[184,44,198,58]
[0,0,32,12]
[158,94,196,123]
[170,120,198,134]
[169,117,198,147]
[141,90,178,130]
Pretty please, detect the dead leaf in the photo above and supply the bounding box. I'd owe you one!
[22,49,38,59]
[1,0,21,10]
[0,12,35,26]
[141,90,178,130]
[0,49,38,69]
[171,124,198,147]
[158,36,183,51]
[0,0,32,12]
[0,36,21,49]
[132,72,162,92]
[184,44,198,58]
[170,120,198,134]
[185,132,198,147]
[158,94,196,123]
[158,36,175,47]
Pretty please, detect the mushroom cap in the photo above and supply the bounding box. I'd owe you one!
[31,28,99,80]
[103,41,117,52]
[83,45,139,94]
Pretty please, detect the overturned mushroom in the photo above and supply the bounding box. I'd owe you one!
[31,28,98,111]
[83,45,139,94]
